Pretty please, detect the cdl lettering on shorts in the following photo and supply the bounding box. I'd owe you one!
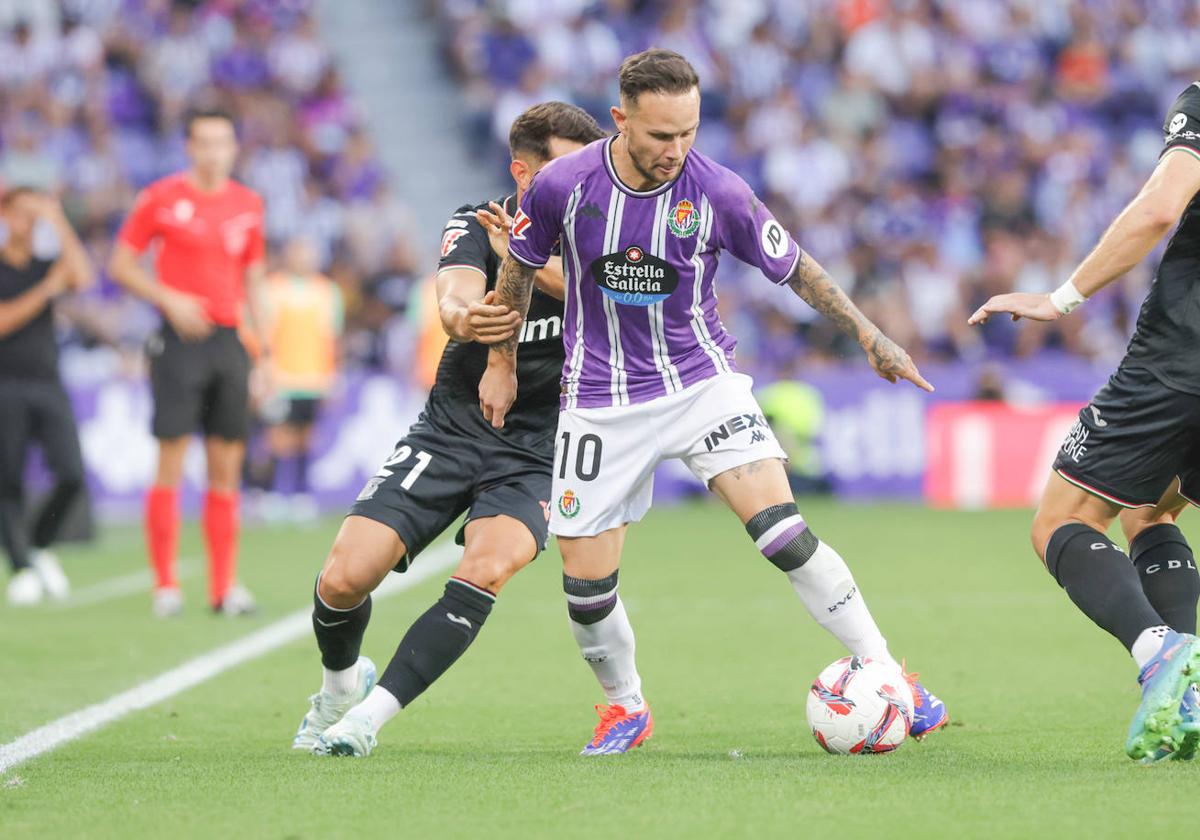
[589,245,680,307]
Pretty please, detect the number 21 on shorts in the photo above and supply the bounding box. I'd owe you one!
[558,431,603,482]
[375,444,433,491]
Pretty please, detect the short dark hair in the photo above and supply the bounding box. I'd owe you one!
[184,106,237,138]
[508,101,606,161]
[0,186,36,209]
[618,49,700,106]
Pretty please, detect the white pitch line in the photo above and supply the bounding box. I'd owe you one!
[60,560,199,609]
[0,542,460,775]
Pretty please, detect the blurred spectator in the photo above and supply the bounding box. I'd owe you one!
[0,0,417,380]
[431,0,1200,378]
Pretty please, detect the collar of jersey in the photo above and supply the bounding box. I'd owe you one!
[603,136,684,199]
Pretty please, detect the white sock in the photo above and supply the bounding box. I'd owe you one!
[349,685,402,733]
[570,597,645,711]
[323,661,359,697]
[1131,625,1173,669]
[787,541,900,672]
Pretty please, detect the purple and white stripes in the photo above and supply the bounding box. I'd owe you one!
[564,571,620,626]
[755,513,809,558]
[745,503,820,572]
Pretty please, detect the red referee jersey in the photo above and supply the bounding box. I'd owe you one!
[117,173,265,327]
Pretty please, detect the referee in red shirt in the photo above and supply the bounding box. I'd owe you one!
[109,108,267,618]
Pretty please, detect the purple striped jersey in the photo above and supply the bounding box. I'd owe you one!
[508,137,801,409]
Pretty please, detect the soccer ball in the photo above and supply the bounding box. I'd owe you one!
[806,656,914,755]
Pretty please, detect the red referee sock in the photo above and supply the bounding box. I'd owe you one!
[145,485,180,590]
[203,490,240,608]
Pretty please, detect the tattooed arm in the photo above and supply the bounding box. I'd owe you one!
[787,250,933,392]
[478,255,538,428]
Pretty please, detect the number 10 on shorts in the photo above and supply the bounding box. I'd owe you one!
[375,444,433,490]
[558,431,603,482]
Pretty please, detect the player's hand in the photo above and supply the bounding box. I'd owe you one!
[466,290,522,344]
[861,330,934,392]
[250,356,275,405]
[476,201,512,260]
[968,293,1060,325]
[479,356,518,429]
[160,288,214,341]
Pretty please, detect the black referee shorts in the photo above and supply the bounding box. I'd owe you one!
[147,325,250,441]
[349,411,552,571]
[1053,365,1200,508]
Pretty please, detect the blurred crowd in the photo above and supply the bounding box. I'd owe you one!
[4,0,1199,391]
[0,0,424,383]
[434,0,1200,381]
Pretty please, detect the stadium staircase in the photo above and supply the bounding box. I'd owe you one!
[315,0,506,255]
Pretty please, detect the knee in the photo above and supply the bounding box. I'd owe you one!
[1121,512,1176,547]
[1031,509,1088,565]
[319,548,375,608]
[457,547,531,593]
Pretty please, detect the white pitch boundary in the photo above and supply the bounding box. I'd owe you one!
[0,542,460,775]
[60,559,198,609]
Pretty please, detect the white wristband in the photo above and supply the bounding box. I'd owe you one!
[1049,280,1087,315]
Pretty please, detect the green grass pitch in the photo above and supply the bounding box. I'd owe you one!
[1,500,1196,838]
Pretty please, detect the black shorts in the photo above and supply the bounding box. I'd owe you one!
[285,397,320,427]
[148,325,250,440]
[349,410,553,570]
[1052,365,1200,507]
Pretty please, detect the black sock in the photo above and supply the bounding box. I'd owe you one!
[377,578,495,707]
[1131,524,1199,635]
[1045,523,1164,651]
[312,576,372,671]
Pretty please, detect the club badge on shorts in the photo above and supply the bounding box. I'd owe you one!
[667,198,700,238]
[557,489,581,519]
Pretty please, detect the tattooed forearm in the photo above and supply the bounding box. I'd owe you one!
[786,250,875,346]
[786,249,916,380]
[491,256,537,358]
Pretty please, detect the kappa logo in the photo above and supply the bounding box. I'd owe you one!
[702,413,768,452]
[667,198,700,237]
[749,430,768,444]
[510,207,531,241]
[579,201,605,221]
[440,227,469,257]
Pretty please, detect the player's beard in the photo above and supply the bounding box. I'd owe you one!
[626,138,679,189]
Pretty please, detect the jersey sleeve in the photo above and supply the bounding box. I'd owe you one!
[436,208,492,277]
[116,186,160,254]
[713,173,800,285]
[508,169,566,269]
[1161,83,1200,162]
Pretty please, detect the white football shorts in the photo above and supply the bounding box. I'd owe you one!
[549,372,788,537]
